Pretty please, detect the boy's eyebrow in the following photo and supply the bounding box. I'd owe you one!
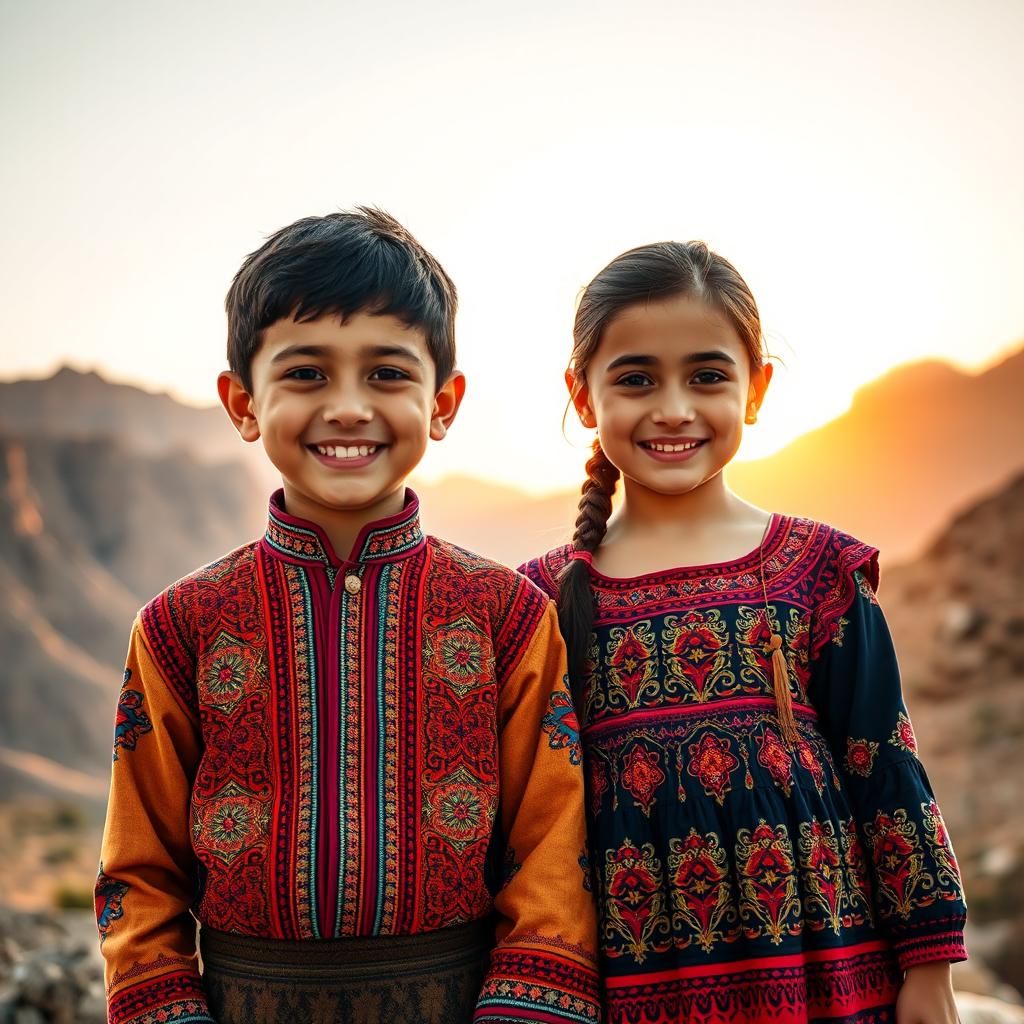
[605,350,737,372]
[269,344,332,365]
[268,342,426,369]
[362,344,426,368]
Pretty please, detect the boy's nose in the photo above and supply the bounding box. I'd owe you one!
[321,385,373,426]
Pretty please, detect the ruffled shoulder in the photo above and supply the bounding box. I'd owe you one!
[517,544,573,601]
[806,523,880,657]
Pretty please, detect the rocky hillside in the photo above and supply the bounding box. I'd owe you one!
[0,433,263,798]
[727,347,1024,561]
[883,474,1024,995]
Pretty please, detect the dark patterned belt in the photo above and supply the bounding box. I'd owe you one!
[200,918,493,1024]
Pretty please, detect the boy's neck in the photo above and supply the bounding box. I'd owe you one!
[279,482,409,563]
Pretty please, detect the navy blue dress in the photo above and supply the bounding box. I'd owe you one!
[522,516,966,1024]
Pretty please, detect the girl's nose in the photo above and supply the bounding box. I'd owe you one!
[652,389,696,425]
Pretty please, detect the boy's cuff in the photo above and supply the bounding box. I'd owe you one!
[108,968,213,1024]
[474,945,601,1024]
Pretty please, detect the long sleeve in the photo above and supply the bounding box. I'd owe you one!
[97,617,214,1024]
[475,601,601,1024]
[809,566,967,970]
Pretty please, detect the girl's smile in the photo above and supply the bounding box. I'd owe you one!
[572,293,769,504]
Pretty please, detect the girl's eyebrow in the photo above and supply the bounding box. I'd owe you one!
[606,353,657,371]
[605,349,737,372]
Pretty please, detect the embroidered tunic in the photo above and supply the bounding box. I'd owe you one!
[522,516,966,1024]
[97,490,600,1024]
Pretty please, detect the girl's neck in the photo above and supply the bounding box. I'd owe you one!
[596,472,771,578]
[607,471,742,539]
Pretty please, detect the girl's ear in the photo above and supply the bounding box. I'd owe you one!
[218,372,261,442]
[565,369,597,429]
[746,362,773,422]
[429,370,467,441]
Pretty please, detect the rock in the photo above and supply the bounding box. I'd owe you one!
[957,992,1024,1024]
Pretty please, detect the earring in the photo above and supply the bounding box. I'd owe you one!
[745,404,758,424]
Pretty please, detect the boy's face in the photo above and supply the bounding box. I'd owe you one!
[221,311,463,530]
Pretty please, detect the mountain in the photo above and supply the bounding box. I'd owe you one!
[727,348,1024,561]
[0,432,264,792]
[0,366,244,465]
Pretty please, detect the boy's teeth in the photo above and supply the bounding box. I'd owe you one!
[315,444,378,458]
[648,441,701,452]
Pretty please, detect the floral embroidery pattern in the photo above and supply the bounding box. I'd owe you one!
[865,808,935,920]
[890,711,918,755]
[589,755,609,817]
[668,829,737,952]
[921,799,961,893]
[662,610,735,702]
[603,840,671,962]
[799,818,844,933]
[855,568,879,604]
[844,737,879,777]
[794,739,826,794]
[755,728,793,795]
[602,621,660,709]
[95,865,128,943]
[113,668,152,762]
[541,687,582,765]
[736,820,801,944]
[687,733,738,805]
[621,746,665,816]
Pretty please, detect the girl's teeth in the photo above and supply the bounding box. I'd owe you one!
[648,441,701,452]
[315,445,378,459]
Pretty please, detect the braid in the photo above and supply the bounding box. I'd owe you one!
[558,439,620,706]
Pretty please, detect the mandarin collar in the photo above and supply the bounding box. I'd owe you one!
[261,488,425,569]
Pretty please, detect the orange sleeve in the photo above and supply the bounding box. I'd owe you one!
[475,601,601,1023]
[97,617,214,1023]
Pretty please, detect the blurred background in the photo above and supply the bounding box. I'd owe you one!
[1,0,1022,1019]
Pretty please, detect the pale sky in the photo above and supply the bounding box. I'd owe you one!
[2,0,1022,493]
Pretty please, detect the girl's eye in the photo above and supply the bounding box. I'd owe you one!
[370,367,410,382]
[284,367,324,382]
[615,372,653,387]
[692,369,729,385]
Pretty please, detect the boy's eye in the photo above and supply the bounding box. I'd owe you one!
[284,367,324,382]
[615,372,654,387]
[692,369,729,385]
[370,366,410,382]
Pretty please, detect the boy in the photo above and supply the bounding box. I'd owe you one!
[96,209,600,1024]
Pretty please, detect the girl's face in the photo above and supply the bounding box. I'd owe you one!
[570,294,771,500]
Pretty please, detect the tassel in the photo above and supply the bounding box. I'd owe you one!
[769,632,800,749]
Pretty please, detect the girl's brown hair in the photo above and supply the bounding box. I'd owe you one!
[558,241,766,703]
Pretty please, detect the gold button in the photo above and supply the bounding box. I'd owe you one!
[344,574,362,595]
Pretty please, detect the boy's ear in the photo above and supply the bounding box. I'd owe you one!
[565,369,596,429]
[429,370,467,441]
[218,372,261,443]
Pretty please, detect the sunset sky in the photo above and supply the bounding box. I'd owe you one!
[2,0,1022,493]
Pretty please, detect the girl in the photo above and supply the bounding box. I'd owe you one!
[521,242,966,1024]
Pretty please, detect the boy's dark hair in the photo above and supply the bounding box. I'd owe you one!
[225,207,457,391]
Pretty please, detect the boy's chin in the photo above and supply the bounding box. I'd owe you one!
[282,477,409,517]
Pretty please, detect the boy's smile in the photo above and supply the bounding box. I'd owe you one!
[219,310,463,557]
